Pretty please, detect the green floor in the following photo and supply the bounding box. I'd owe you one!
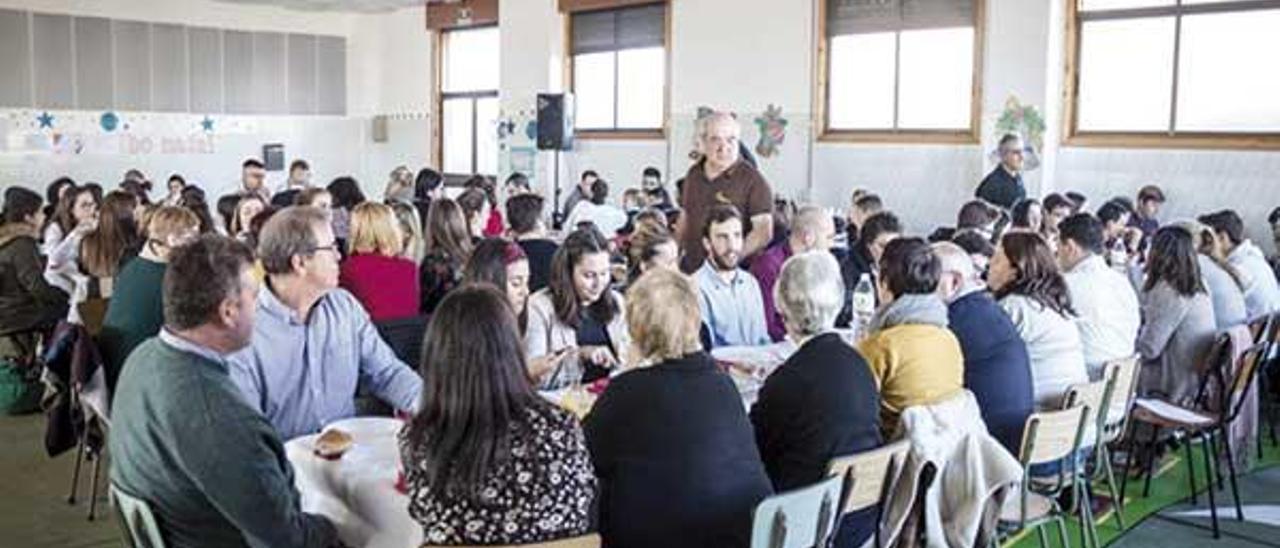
[1007,439,1280,548]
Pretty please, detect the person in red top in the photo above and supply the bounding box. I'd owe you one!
[339,202,420,321]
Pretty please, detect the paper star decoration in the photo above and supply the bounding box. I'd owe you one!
[37,112,54,129]
[200,116,215,132]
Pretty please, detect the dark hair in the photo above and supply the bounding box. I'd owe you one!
[627,221,675,284]
[179,186,216,234]
[1108,196,1136,214]
[859,211,902,245]
[958,200,1000,229]
[1043,193,1072,213]
[216,194,241,235]
[423,198,473,265]
[51,186,98,235]
[80,190,140,278]
[415,168,442,195]
[1198,210,1245,246]
[403,284,548,502]
[295,187,330,207]
[589,179,609,205]
[1057,213,1105,255]
[504,172,531,193]
[993,232,1075,316]
[702,204,743,239]
[164,235,254,331]
[83,182,104,202]
[580,170,598,182]
[457,188,489,231]
[119,179,152,206]
[549,227,618,327]
[1144,226,1205,297]
[231,194,267,236]
[506,194,545,235]
[1065,191,1087,211]
[853,193,883,213]
[1137,185,1165,204]
[643,167,661,179]
[246,206,280,250]
[2,187,42,225]
[167,174,186,188]
[289,159,310,173]
[44,177,75,218]
[464,238,526,294]
[998,133,1021,148]
[1010,199,1041,229]
[242,158,264,170]
[1269,207,1280,226]
[464,175,498,208]
[952,229,995,258]
[327,177,366,210]
[878,237,940,297]
[1097,200,1130,225]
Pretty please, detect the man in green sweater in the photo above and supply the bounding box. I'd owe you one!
[109,235,340,548]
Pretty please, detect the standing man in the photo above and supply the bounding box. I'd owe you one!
[272,160,312,208]
[975,134,1026,210]
[696,205,771,348]
[1129,185,1166,251]
[677,112,774,273]
[240,158,270,202]
[110,235,339,547]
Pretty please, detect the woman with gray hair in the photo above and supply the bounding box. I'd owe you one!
[749,251,882,548]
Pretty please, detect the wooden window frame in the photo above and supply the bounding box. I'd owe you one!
[815,0,986,145]
[432,24,500,180]
[562,2,670,140]
[1062,0,1280,150]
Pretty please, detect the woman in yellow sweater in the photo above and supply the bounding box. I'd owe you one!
[858,237,965,438]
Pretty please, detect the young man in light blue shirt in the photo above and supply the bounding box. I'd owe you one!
[695,204,771,348]
[228,206,422,440]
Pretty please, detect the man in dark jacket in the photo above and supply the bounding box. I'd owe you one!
[837,211,902,327]
[975,133,1027,210]
[933,241,1034,454]
[0,187,69,337]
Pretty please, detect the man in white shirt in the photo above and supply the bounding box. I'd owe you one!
[565,178,629,237]
[1057,213,1140,379]
[1200,209,1280,318]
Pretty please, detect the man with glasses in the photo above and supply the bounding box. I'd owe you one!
[975,133,1027,210]
[229,206,422,439]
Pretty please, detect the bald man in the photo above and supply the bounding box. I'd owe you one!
[676,112,774,273]
[933,242,1033,454]
[751,205,837,341]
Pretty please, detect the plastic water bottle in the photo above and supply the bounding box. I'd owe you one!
[853,273,876,337]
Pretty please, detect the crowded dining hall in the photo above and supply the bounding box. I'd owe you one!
[2,0,1280,547]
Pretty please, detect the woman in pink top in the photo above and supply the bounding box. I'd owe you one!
[339,202,420,321]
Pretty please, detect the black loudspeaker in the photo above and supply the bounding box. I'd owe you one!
[536,93,574,151]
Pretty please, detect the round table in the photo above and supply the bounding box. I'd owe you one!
[285,417,422,548]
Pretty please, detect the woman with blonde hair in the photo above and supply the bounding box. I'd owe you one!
[584,267,772,548]
[100,206,200,390]
[340,202,419,321]
[384,165,415,205]
[419,198,473,315]
[389,201,426,263]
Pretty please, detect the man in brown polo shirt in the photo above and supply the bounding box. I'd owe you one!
[677,112,774,273]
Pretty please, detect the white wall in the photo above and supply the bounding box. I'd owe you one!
[0,0,432,202]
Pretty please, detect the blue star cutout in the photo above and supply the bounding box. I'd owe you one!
[37,111,54,129]
[200,116,215,132]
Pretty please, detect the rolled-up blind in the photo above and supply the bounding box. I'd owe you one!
[572,3,665,55]
[828,0,974,36]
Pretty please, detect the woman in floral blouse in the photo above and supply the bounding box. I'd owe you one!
[399,284,596,545]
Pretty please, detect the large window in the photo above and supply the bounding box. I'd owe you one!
[439,26,499,176]
[821,0,982,140]
[1067,0,1280,147]
[570,3,667,133]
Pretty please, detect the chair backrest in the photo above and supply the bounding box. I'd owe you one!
[1066,377,1113,448]
[78,298,110,337]
[750,474,846,548]
[827,440,909,515]
[110,484,166,548]
[434,534,602,548]
[1100,355,1140,441]
[1018,404,1090,467]
[375,314,430,365]
[1223,343,1269,423]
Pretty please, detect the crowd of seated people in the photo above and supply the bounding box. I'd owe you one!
[4,121,1280,548]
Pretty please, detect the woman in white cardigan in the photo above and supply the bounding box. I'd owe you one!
[989,231,1088,410]
[525,227,630,389]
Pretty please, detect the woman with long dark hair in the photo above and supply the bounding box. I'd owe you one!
[399,284,595,545]
[326,176,366,249]
[78,190,141,300]
[43,177,75,220]
[525,227,630,388]
[1137,226,1217,404]
[42,186,99,294]
[988,231,1087,409]
[419,198,473,315]
[178,185,216,234]
[1010,198,1044,233]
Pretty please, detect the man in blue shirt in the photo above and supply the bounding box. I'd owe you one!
[229,206,422,440]
[695,204,771,348]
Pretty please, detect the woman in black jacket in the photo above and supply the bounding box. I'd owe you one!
[584,268,772,548]
[750,251,881,548]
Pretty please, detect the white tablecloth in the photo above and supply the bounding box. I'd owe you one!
[285,417,422,548]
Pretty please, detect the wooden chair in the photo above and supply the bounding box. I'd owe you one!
[431,534,601,548]
[1126,342,1268,539]
[826,440,910,548]
[996,404,1091,548]
[750,473,847,548]
[111,483,166,548]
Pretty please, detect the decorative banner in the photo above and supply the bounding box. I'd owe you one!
[754,104,788,159]
[100,111,119,132]
[993,95,1045,172]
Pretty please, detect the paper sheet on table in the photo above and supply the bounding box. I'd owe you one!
[711,341,798,372]
[1134,398,1213,425]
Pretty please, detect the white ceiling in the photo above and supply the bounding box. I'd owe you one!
[213,0,431,13]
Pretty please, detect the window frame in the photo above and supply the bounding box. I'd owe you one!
[432,24,501,179]
[1063,0,1280,150]
[564,3,671,140]
[815,0,986,144]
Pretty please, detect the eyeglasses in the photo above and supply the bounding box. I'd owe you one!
[308,243,340,256]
